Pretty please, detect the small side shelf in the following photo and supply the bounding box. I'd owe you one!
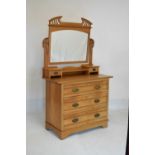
[43,65,99,78]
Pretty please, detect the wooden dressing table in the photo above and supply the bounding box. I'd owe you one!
[42,16,112,139]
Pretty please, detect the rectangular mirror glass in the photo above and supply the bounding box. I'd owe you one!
[50,30,88,63]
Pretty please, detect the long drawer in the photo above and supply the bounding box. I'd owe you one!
[64,96,107,111]
[63,104,108,115]
[63,80,108,97]
[63,109,107,130]
[64,91,108,103]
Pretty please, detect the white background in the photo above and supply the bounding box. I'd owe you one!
[26,0,129,112]
[0,0,155,155]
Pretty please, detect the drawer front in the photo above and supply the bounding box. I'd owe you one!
[89,67,99,73]
[63,80,108,97]
[64,96,107,111]
[49,71,61,77]
[63,109,107,129]
[64,104,107,117]
[64,91,108,103]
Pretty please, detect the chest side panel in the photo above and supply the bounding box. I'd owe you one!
[46,81,62,130]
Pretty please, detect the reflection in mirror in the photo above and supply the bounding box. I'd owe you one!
[50,30,88,62]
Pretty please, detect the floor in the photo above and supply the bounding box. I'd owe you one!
[27,103,128,155]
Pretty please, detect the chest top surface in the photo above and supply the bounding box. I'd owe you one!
[47,74,113,84]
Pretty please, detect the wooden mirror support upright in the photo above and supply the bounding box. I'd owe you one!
[42,16,113,139]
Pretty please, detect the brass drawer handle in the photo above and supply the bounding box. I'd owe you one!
[72,118,79,123]
[72,103,79,108]
[72,88,79,93]
[95,85,101,90]
[94,99,100,103]
[94,113,100,118]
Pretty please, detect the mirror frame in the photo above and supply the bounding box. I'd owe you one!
[48,16,92,65]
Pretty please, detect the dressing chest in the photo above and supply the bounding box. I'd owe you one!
[42,16,112,139]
